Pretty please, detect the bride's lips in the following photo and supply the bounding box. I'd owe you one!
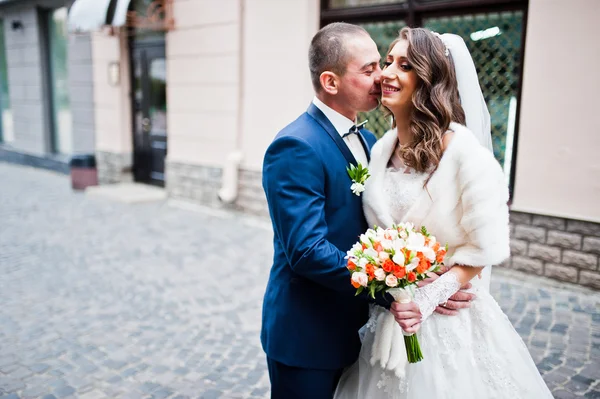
[382,83,400,95]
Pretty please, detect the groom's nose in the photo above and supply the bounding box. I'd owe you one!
[373,68,382,84]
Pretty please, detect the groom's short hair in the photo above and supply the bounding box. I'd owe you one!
[309,22,369,93]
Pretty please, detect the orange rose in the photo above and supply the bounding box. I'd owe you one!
[362,243,368,250]
[407,271,417,283]
[347,260,357,271]
[374,242,383,252]
[436,249,447,263]
[351,278,361,289]
[433,242,441,252]
[393,265,406,279]
[366,264,375,280]
[382,259,394,273]
[416,257,430,274]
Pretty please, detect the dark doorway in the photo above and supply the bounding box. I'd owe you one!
[131,41,167,186]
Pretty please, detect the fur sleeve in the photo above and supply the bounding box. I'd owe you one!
[447,139,511,267]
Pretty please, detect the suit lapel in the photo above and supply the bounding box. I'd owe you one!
[357,130,371,163]
[306,103,357,166]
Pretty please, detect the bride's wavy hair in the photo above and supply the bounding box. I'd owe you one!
[387,27,466,175]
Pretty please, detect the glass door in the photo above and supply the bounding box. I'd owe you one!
[132,43,167,186]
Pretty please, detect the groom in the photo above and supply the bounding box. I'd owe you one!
[261,23,474,398]
[261,22,382,399]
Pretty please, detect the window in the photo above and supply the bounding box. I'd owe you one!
[48,7,71,154]
[424,12,524,174]
[330,0,404,7]
[0,19,12,143]
[322,0,527,189]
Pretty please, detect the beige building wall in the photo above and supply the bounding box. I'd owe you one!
[91,31,132,155]
[241,0,320,170]
[166,0,241,167]
[165,0,319,212]
[166,0,319,170]
[512,0,600,223]
[91,30,133,182]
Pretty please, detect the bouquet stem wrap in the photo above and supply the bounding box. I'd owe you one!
[389,287,423,363]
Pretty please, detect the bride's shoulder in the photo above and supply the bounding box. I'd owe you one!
[444,123,489,158]
[371,128,397,154]
[444,123,503,176]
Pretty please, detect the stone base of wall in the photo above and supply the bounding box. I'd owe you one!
[166,162,269,217]
[506,211,600,290]
[166,161,223,208]
[237,169,269,217]
[96,151,132,184]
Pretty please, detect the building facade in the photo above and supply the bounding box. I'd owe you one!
[0,0,95,171]
[0,0,598,289]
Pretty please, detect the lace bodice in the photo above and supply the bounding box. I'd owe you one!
[383,162,429,224]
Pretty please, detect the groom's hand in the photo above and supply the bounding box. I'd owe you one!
[390,302,422,334]
[417,272,475,316]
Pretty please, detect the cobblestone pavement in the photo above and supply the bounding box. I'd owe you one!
[0,162,599,399]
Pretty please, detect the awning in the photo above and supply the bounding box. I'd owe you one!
[111,0,132,28]
[68,0,173,33]
[67,0,114,32]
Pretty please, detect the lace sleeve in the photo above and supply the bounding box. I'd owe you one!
[413,272,461,322]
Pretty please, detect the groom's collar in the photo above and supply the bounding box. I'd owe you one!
[306,102,359,167]
[312,97,355,138]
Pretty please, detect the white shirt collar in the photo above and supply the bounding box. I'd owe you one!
[312,96,355,137]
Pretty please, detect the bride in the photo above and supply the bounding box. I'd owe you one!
[334,28,553,399]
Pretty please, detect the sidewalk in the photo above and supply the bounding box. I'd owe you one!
[0,162,598,399]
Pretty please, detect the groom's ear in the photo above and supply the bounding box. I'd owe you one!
[319,71,339,95]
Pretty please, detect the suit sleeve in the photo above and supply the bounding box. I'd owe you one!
[263,135,359,295]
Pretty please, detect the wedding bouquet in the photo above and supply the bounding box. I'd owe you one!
[346,223,447,363]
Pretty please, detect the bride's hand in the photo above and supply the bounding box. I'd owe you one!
[419,271,475,316]
[390,302,422,334]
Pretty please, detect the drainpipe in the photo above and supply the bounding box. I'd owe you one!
[218,0,245,204]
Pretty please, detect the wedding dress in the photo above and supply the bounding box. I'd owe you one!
[334,126,553,399]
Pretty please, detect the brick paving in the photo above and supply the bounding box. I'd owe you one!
[0,162,598,398]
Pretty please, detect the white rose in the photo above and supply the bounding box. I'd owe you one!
[360,234,370,245]
[392,252,405,266]
[358,258,369,268]
[388,229,399,240]
[427,236,437,247]
[364,248,378,259]
[422,247,436,262]
[385,274,399,287]
[352,243,363,253]
[392,238,406,252]
[406,257,419,272]
[381,239,393,250]
[351,182,365,196]
[399,229,408,239]
[406,232,425,251]
[378,251,390,261]
[366,229,377,240]
[374,268,386,281]
[352,272,369,287]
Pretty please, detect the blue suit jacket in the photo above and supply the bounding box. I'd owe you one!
[261,103,385,370]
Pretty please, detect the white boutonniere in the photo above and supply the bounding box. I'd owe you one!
[347,162,370,196]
